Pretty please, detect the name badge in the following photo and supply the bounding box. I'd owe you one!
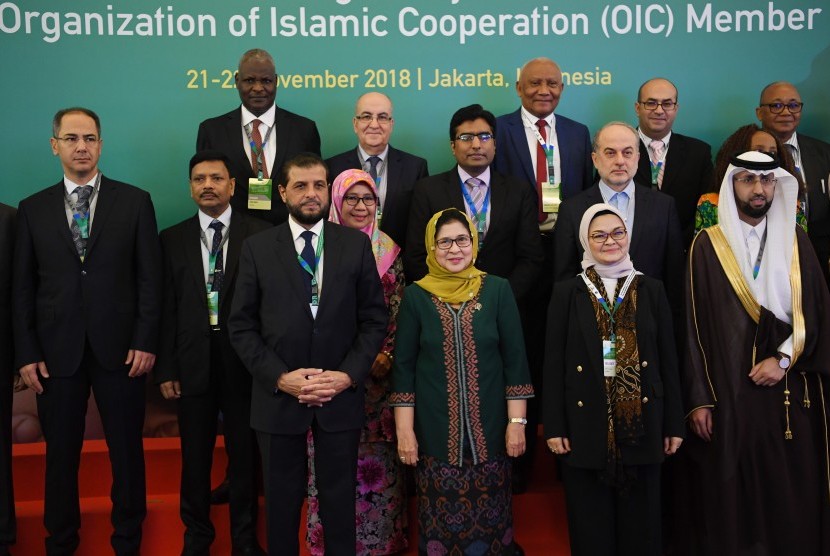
[542,183,561,213]
[207,291,219,326]
[248,178,272,210]
[602,339,617,377]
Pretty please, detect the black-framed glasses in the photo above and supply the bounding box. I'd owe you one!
[435,235,472,250]
[54,135,100,145]
[638,100,677,111]
[343,194,377,207]
[734,175,778,186]
[455,132,493,143]
[355,114,393,124]
[589,229,627,243]
[759,102,804,114]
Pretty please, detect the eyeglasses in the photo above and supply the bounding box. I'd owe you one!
[589,229,627,243]
[343,194,377,207]
[455,132,493,143]
[734,175,778,186]
[435,235,472,250]
[759,102,804,114]
[638,100,677,111]
[355,114,393,124]
[54,135,100,145]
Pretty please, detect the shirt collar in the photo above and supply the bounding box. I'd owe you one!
[784,132,799,151]
[739,216,767,240]
[240,104,276,128]
[520,106,555,128]
[457,166,491,186]
[358,144,389,162]
[598,179,635,201]
[288,215,325,241]
[638,128,672,147]
[198,205,232,232]
[64,172,100,195]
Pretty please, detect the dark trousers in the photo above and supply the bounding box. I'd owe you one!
[36,344,147,555]
[561,462,662,556]
[0,366,15,549]
[178,333,258,554]
[257,422,360,556]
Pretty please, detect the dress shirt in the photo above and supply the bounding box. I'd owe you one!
[63,173,101,230]
[357,144,390,210]
[240,104,277,178]
[784,133,806,182]
[287,216,325,318]
[521,107,560,229]
[197,205,232,283]
[598,180,637,239]
[638,129,672,167]
[457,166,492,231]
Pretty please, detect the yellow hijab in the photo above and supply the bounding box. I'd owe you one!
[416,209,487,303]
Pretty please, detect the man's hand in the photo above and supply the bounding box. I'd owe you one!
[664,436,683,455]
[748,356,785,387]
[690,407,713,441]
[505,423,526,457]
[159,380,181,400]
[19,361,49,394]
[546,437,571,455]
[126,349,156,378]
[299,370,353,405]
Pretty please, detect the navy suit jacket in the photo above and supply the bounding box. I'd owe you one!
[326,145,428,249]
[635,132,713,247]
[196,106,321,226]
[405,168,544,303]
[493,108,593,199]
[797,133,830,283]
[228,221,387,435]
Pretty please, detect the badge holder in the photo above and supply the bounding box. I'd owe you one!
[248,178,272,211]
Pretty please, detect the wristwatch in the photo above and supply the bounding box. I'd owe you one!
[508,417,528,425]
[776,353,791,370]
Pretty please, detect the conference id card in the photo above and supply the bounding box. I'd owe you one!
[207,291,219,326]
[541,183,561,213]
[602,340,617,377]
[248,178,272,211]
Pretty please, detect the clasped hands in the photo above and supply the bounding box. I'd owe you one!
[279,368,353,406]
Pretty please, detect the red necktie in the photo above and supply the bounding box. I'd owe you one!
[535,119,548,223]
[250,119,269,179]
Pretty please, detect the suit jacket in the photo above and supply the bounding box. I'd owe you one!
[326,145,429,249]
[493,108,594,199]
[405,168,545,302]
[156,210,271,396]
[543,275,685,468]
[797,133,830,282]
[228,221,387,435]
[12,177,163,376]
[0,203,14,377]
[196,106,321,226]
[635,132,713,247]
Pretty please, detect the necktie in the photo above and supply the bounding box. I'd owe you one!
[209,220,225,292]
[70,185,93,258]
[649,140,665,189]
[300,230,316,299]
[611,191,629,216]
[465,177,487,237]
[534,119,548,223]
[250,119,269,179]
[367,155,381,181]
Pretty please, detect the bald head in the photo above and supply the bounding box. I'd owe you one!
[353,92,394,155]
[635,78,679,139]
[516,57,564,118]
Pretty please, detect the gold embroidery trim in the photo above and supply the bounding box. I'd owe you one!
[688,232,718,406]
[705,226,760,323]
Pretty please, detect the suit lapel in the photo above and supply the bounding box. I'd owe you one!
[384,147,403,215]
[508,112,535,185]
[274,224,314,320]
[316,222,343,321]
[486,172,506,244]
[631,185,651,254]
[221,211,245,303]
[85,176,117,258]
[574,281,606,392]
[661,134,684,193]
[183,216,208,306]
[445,169,467,210]
[272,108,290,179]
[555,118,571,187]
[48,182,78,257]
[226,110,251,176]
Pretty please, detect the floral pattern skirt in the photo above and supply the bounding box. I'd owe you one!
[307,433,408,555]
[416,453,517,556]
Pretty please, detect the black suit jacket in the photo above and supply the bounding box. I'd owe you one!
[326,145,429,249]
[635,132,713,247]
[797,133,830,282]
[405,168,545,302]
[156,210,271,396]
[196,106,321,226]
[0,204,14,379]
[544,275,685,468]
[493,108,594,199]
[228,221,387,435]
[12,177,163,376]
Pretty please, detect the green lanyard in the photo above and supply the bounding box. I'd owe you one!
[296,226,324,306]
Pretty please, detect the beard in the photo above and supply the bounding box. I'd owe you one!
[286,197,330,226]
[736,196,772,219]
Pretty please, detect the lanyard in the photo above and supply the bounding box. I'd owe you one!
[750,227,768,279]
[459,179,491,242]
[580,270,637,341]
[522,114,556,184]
[199,226,230,291]
[243,121,275,179]
[296,226,325,306]
[360,153,385,223]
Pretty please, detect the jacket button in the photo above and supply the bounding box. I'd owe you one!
[576,365,583,372]
[642,360,648,367]
[81,270,87,276]
[577,401,584,407]
[642,397,649,403]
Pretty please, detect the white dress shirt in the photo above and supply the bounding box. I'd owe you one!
[287,216,325,318]
[240,104,276,178]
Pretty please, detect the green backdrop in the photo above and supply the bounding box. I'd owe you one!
[1,0,828,228]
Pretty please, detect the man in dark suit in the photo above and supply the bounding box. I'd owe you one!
[633,78,713,247]
[0,202,15,556]
[554,122,683,304]
[156,151,270,556]
[756,81,830,284]
[196,48,321,226]
[13,107,162,555]
[406,104,544,301]
[228,153,387,555]
[326,92,428,249]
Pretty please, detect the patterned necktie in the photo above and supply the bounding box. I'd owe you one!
[70,185,93,258]
[534,119,548,223]
[611,191,629,216]
[649,140,665,189]
[250,119,269,179]
[300,230,316,299]
[367,155,381,181]
[209,220,225,292]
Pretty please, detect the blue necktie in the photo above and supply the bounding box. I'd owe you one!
[300,230,316,299]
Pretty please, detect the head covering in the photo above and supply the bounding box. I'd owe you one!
[717,151,799,324]
[578,203,635,278]
[329,169,399,277]
[415,209,487,303]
